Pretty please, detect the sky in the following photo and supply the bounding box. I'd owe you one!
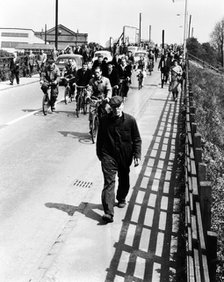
[1,0,224,46]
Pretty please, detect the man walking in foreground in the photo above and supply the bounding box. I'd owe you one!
[96,96,142,223]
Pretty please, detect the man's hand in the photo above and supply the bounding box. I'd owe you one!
[134,157,140,167]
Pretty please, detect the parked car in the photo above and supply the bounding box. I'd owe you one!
[55,54,83,83]
[92,50,113,62]
[127,46,138,55]
[133,50,149,64]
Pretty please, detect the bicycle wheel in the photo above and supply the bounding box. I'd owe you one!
[161,73,164,88]
[90,115,98,144]
[42,94,49,115]
[76,95,81,117]
[64,87,70,104]
[80,94,87,115]
[83,100,87,115]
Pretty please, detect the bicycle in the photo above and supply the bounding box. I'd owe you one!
[76,85,88,117]
[42,82,56,115]
[88,96,104,144]
[64,77,75,104]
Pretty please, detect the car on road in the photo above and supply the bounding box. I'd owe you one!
[92,50,113,62]
[127,46,138,55]
[133,50,149,64]
[55,54,83,83]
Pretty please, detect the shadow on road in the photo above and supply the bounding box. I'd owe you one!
[45,202,104,224]
[58,130,93,144]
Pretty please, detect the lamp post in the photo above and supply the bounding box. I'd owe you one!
[183,0,188,60]
[173,0,188,59]
[55,0,58,50]
[139,13,142,45]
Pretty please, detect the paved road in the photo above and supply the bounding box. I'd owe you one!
[0,66,184,282]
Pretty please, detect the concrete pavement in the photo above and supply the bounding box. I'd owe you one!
[26,70,184,282]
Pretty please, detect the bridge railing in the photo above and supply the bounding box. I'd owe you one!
[188,53,222,74]
[183,61,218,282]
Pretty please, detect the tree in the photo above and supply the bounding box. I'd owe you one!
[201,43,218,66]
[186,37,203,57]
[210,17,224,67]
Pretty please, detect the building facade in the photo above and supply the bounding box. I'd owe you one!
[35,24,88,50]
[0,28,44,53]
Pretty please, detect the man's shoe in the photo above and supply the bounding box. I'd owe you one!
[102,214,114,223]
[117,202,126,208]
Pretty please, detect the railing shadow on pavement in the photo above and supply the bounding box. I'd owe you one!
[105,93,186,282]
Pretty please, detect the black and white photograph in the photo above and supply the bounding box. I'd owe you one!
[0,0,224,281]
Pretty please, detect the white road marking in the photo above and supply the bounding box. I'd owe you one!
[5,98,64,126]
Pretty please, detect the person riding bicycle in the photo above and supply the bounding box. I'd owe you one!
[75,62,92,113]
[75,62,92,94]
[62,58,77,98]
[40,57,60,111]
[86,66,112,129]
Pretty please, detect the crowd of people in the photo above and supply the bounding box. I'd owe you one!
[158,46,185,101]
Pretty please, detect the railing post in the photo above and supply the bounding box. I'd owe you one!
[194,133,202,164]
[207,231,217,282]
[198,163,207,182]
[199,181,212,232]
[191,122,197,134]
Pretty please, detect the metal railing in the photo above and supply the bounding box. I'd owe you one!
[183,61,217,281]
[188,53,222,74]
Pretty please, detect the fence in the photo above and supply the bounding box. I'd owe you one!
[184,61,217,282]
[188,53,222,74]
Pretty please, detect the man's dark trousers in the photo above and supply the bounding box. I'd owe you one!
[101,155,130,217]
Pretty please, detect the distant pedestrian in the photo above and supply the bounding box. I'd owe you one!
[37,50,47,77]
[28,50,35,77]
[105,62,120,96]
[9,53,20,85]
[117,56,132,100]
[96,95,142,223]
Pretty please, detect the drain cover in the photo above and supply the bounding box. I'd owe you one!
[73,179,93,188]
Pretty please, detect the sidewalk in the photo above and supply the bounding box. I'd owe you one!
[0,74,39,91]
[29,71,185,282]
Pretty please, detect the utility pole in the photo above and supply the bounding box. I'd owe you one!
[188,14,192,38]
[183,0,188,60]
[55,0,58,50]
[139,13,142,45]
[149,25,151,43]
[162,30,165,50]
[45,24,47,44]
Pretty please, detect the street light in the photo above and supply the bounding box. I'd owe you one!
[55,0,58,50]
[173,0,188,59]
[183,0,188,60]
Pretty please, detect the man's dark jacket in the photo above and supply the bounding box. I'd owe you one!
[105,68,120,87]
[96,112,142,168]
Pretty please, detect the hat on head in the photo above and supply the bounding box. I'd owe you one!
[109,96,123,108]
